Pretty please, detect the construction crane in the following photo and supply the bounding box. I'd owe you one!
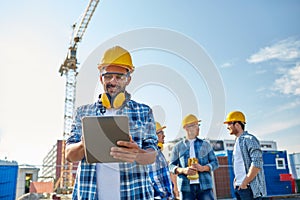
[57,0,99,194]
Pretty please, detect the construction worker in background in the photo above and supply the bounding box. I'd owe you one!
[224,111,266,200]
[148,122,174,200]
[65,46,158,200]
[169,114,219,200]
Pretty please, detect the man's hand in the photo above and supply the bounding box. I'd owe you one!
[110,140,156,164]
[238,184,249,190]
[186,167,198,175]
[65,136,85,162]
[238,166,261,190]
[177,167,197,175]
[192,163,210,172]
[110,140,140,163]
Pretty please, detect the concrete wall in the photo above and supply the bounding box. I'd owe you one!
[16,165,39,199]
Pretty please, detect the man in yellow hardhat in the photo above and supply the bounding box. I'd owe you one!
[65,46,158,199]
[148,122,174,199]
[224,111,266,199]
[169,114,219,200]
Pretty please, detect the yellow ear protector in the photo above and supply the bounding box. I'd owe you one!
[101,92,126,109]
[157,142,164,150]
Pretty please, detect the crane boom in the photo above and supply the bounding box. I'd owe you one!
[73,0,99,49]
[57,0,99,193]
[59,0,99,138]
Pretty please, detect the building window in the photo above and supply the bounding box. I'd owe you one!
[276,158,286,170]
[210,140,225,151]
[261,144,272,148]
[25,173,33,193]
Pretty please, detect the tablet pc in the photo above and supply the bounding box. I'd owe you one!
[82,115,130,163]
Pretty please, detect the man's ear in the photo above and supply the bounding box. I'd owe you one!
[99,75,103,84]
[126,76,131,86]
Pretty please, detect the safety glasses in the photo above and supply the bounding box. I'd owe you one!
[102,73,128,83]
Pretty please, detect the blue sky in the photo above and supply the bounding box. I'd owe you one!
[0,1,299,166]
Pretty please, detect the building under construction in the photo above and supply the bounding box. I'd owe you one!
[39,140,78,194]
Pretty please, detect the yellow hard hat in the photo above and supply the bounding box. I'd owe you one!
[224,111,246,124]
[98,46,135,73]
[155,122,166,132]
[182,114,201,128]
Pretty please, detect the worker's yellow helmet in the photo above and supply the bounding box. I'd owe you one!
[224,111,246,124]
[98,46,135,73]
[182,114,201,128]
[155,122,166,132]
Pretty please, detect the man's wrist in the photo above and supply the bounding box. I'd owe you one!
[241,179,250,187]
[204,165,210,172]
[175,167,182,174]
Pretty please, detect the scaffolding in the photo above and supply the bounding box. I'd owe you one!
[57,0,99,193]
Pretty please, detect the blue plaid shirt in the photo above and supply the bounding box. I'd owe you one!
[169,138,219,192]
[66,96,158,200]
[235,131,267,198]
[148,149,174,199]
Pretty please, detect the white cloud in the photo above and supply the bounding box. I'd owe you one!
[247,37,300,97]
[273,64,300,96]
[276,99,300,112]
[254,118,300,137]
[247,37,300,63]
[256,87,266,93]
[220,62,233,68]
[261,99,300,120]
[220,58,239,68]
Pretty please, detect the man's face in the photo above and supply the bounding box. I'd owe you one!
[184,122,200,139]
[100,66,131,97]
[156,130,165,144]
[226,122,238,136]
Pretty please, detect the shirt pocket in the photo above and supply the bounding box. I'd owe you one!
[197,150,209,165]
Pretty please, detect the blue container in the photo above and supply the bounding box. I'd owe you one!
[263,151,292,196]
[227,150,293,197]
[227,150,236,198]
[0,162,18,200]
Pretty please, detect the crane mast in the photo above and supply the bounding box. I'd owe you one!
[57,0,99,193]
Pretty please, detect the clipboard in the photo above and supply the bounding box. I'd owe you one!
[82,115,130,163]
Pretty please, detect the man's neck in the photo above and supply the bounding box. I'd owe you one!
[236,130,244,138]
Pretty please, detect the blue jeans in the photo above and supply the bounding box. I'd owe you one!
[181,184,215,200]
[234,186,263,200]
